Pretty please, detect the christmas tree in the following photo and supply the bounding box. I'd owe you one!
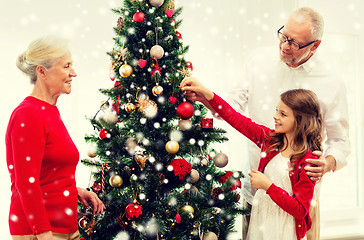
[79,0,248,239]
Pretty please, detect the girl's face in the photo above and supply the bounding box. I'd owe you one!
[43,51,77,96]
[273,100,295,136]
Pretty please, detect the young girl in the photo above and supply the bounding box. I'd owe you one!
[180,77,322,240]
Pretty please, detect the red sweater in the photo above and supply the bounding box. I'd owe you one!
[6,96,79,235]
[208,94,316,240]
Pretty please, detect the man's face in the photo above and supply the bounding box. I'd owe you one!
[278,17,316,68]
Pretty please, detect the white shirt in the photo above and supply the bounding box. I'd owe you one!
[227,46,350,204]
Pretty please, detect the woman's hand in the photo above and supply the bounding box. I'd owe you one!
[249,169,272,191]
[180,77,214,101]
[77,187,106,216]
[36,231,54,240]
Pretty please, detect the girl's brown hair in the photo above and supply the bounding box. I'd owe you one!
[267,89,323,161]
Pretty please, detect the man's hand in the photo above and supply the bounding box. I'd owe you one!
[249,169,272,191]
[305,151,336,181]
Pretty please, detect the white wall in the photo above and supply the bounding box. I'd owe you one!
[1,0,363,239]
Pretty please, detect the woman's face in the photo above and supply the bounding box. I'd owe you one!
[43,51,77,95]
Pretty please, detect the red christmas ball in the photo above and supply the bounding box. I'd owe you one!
[125,203,143,220]
[176,213,181,224]
[133,12,145,22]
[99,128,109,140]
[177,102,194,120]
[186,61,193,71]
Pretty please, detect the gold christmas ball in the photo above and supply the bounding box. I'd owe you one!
[165,140,179,154]
[150,45,164,59]
[181,204,194,214]
[119,64,133,78]
[124,102,136,112]
[109,174,123,187]
[139,99,158,118]
[152,85,163,96]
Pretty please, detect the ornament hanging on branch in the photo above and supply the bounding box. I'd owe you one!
[168,158,192,180]
[152,85,163,96]
[211,187,224,200]
[165,140,179,154]
[137,96,158,119]
[165,10,173,18]
[125,203,143,220]
[117,17,124,28]
[169,96,177,105]
[90,181,102,193]
[150,45,164,59]
[180,204,194,218]
[133,12,145,22]
[161,0,175,11]
[149,0,164,7]
[177,101,194,120]
[119,63,133,78]
[109,174,123,188]
[124,102,136,112]
[135,153,149,169]
[99,128,110,140]
[202,232,218,240]
[178,119,192,131]
[109,71,116,81]
[201,118,213,129]
[213,152,229,168]
[138,59,147,68]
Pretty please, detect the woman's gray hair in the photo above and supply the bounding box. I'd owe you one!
[292,7,324,41]
[16,35,69,84]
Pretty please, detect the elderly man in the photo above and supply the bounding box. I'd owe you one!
[188,7,350,240]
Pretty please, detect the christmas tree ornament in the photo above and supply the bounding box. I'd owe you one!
[178,119,192,131]
[213,152,229,168]
[100,100,110,111]
[202,231,218,240]
[78,216,89,229]
[170,19,176,26]
[135,153,148,169]
[150,45,164,59]
[90,181,102,193]
[99,128,110,140]
[109,71,116,81]
[181,204,194,216]
[211,187,224,200]
[218,171,242,191]
[165,140,179,154]
[87,143,97,158]
[175,213,181,223]
[190,169,199,183]
[176,31,182,39]
[133,12,145,22]
[149,0,164,7]
[169,96,177,105]
[186,61,193,71]
[124,102,136,112]
[101,163,110,192]
[150,57,162,77]
[103,110,118,124]
[109,174,123,188]
[125,203,143,220]
[168,158,192,180]
[161,0,175,11]
[117,17,124,28]
[201,118,213,129]
[138,59,147,68]
[165,10,174,18]
[152,85,163,96]
[119,64,133,78]
[137,98,158,118]
[176,101,194,120]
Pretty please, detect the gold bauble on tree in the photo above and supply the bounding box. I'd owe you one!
[135,153,148,169]
[152,85,163,96]
[150,45,164,59]
[109,174,123,188]
[165,140,179,154]
[202,231,218,240]
[161,0,175,11]
[124,102,136,112]
[119,64,133,78]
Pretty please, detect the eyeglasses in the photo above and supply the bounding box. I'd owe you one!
[277,26,317,51]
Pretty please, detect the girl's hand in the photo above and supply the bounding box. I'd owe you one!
[77,187,106,216]
[180,77,214,101]
[249,169,272,191]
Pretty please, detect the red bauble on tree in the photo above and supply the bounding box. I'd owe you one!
[99,128,109,140]
[168,158,192,180]
[125,203,143,220]
[133,12,145,22]
[176,101,194,120]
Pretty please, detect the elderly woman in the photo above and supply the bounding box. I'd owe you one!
[6,36,105,240]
